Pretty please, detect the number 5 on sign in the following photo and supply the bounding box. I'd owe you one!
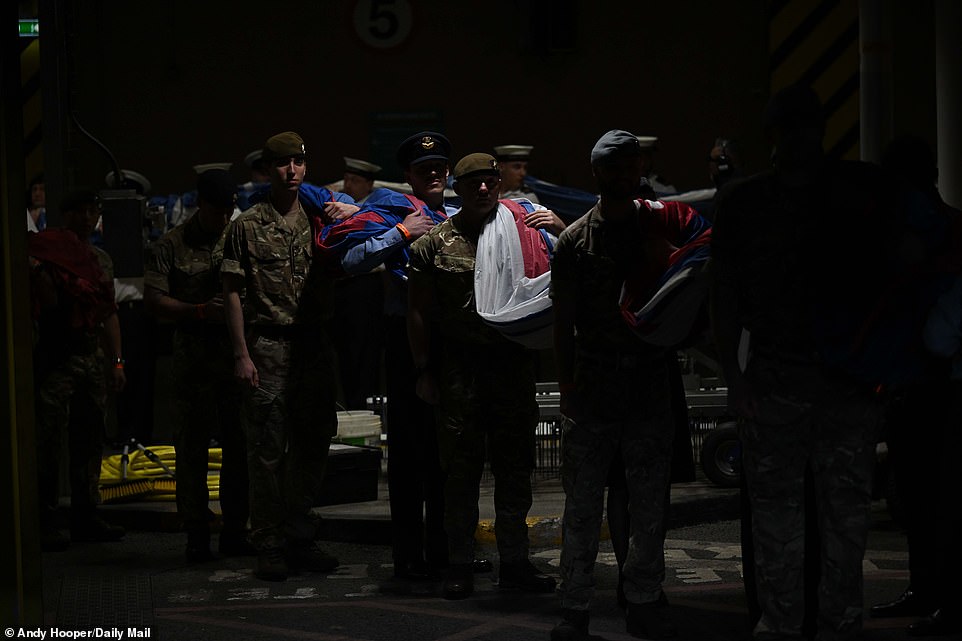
[354,0,412,49]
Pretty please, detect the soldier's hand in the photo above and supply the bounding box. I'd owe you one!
[235,355,259,388]
[324,201,359,222]
[524,209,566,235]
[415,370,440,405]
[400,210,435,240]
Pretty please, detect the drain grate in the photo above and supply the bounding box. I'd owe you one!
[57,574,153,628]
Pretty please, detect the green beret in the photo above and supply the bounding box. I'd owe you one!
[454,153,499,180]
[263,131,306,161]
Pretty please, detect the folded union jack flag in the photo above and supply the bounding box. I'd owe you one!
[315,188,449,279]
[474,198,557,349]
[619,199,712,347]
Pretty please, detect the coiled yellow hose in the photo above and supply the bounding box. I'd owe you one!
[99,447,223,503]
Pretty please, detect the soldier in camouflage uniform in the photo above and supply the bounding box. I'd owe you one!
[29,189,127,550]
[408,153,558,600]
[550,131,711,641]
[711,86,889,641]
[221,132,358,581]
[144,169,252,563]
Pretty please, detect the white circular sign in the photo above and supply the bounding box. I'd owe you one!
[353,0,412,49]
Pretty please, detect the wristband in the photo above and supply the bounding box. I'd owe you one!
[415,364,429,377]
[396,223,412,241]
[195,303,207,320]
[114,357,126,370]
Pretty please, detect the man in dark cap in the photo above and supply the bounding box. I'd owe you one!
[711,86,892,640]
[29,189,127,550]
[407,152,557,600]
[316,131,457,584]
[144,169,253,563]
[220,132,341,581]
[550,130,710,640]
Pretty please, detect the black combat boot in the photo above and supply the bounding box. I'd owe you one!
[442,564,474,600]
[70,511,125,542]
[626,592,677,639]
[286,540,339,573]
[254,536,289,581]
[472,558,492,573]
[550,608,590,641]
[498,559,557,593]
[185,523,214,563]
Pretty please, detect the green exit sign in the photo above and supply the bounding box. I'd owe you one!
[19,19,39,37]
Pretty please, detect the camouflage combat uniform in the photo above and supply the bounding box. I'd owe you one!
[711,165,888,640]
[550,202,681,611]
[144,214,248,535]
[408,218,540,566]
[221,201,337,547]
[33,243,115,522]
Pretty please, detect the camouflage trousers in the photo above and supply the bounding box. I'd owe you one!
[34,348,106,518]
[436,343,539,565]
[172,329,247,533]
[558,364,674,611]
[242,330,337,547]
[739,354,880,641]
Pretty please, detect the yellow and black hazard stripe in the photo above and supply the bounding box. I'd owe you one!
[20,27,43,183]
[769,0,860,160]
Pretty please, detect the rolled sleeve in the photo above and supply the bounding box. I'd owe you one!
[143,241,172,294]
[407,233,433,276]
[220,220,246,279]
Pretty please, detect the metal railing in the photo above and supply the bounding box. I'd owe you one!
[531,382,729,479]
[373,377,730,480]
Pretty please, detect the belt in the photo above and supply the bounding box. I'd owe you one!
[252,324,319,340]
[117,300,144,310]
